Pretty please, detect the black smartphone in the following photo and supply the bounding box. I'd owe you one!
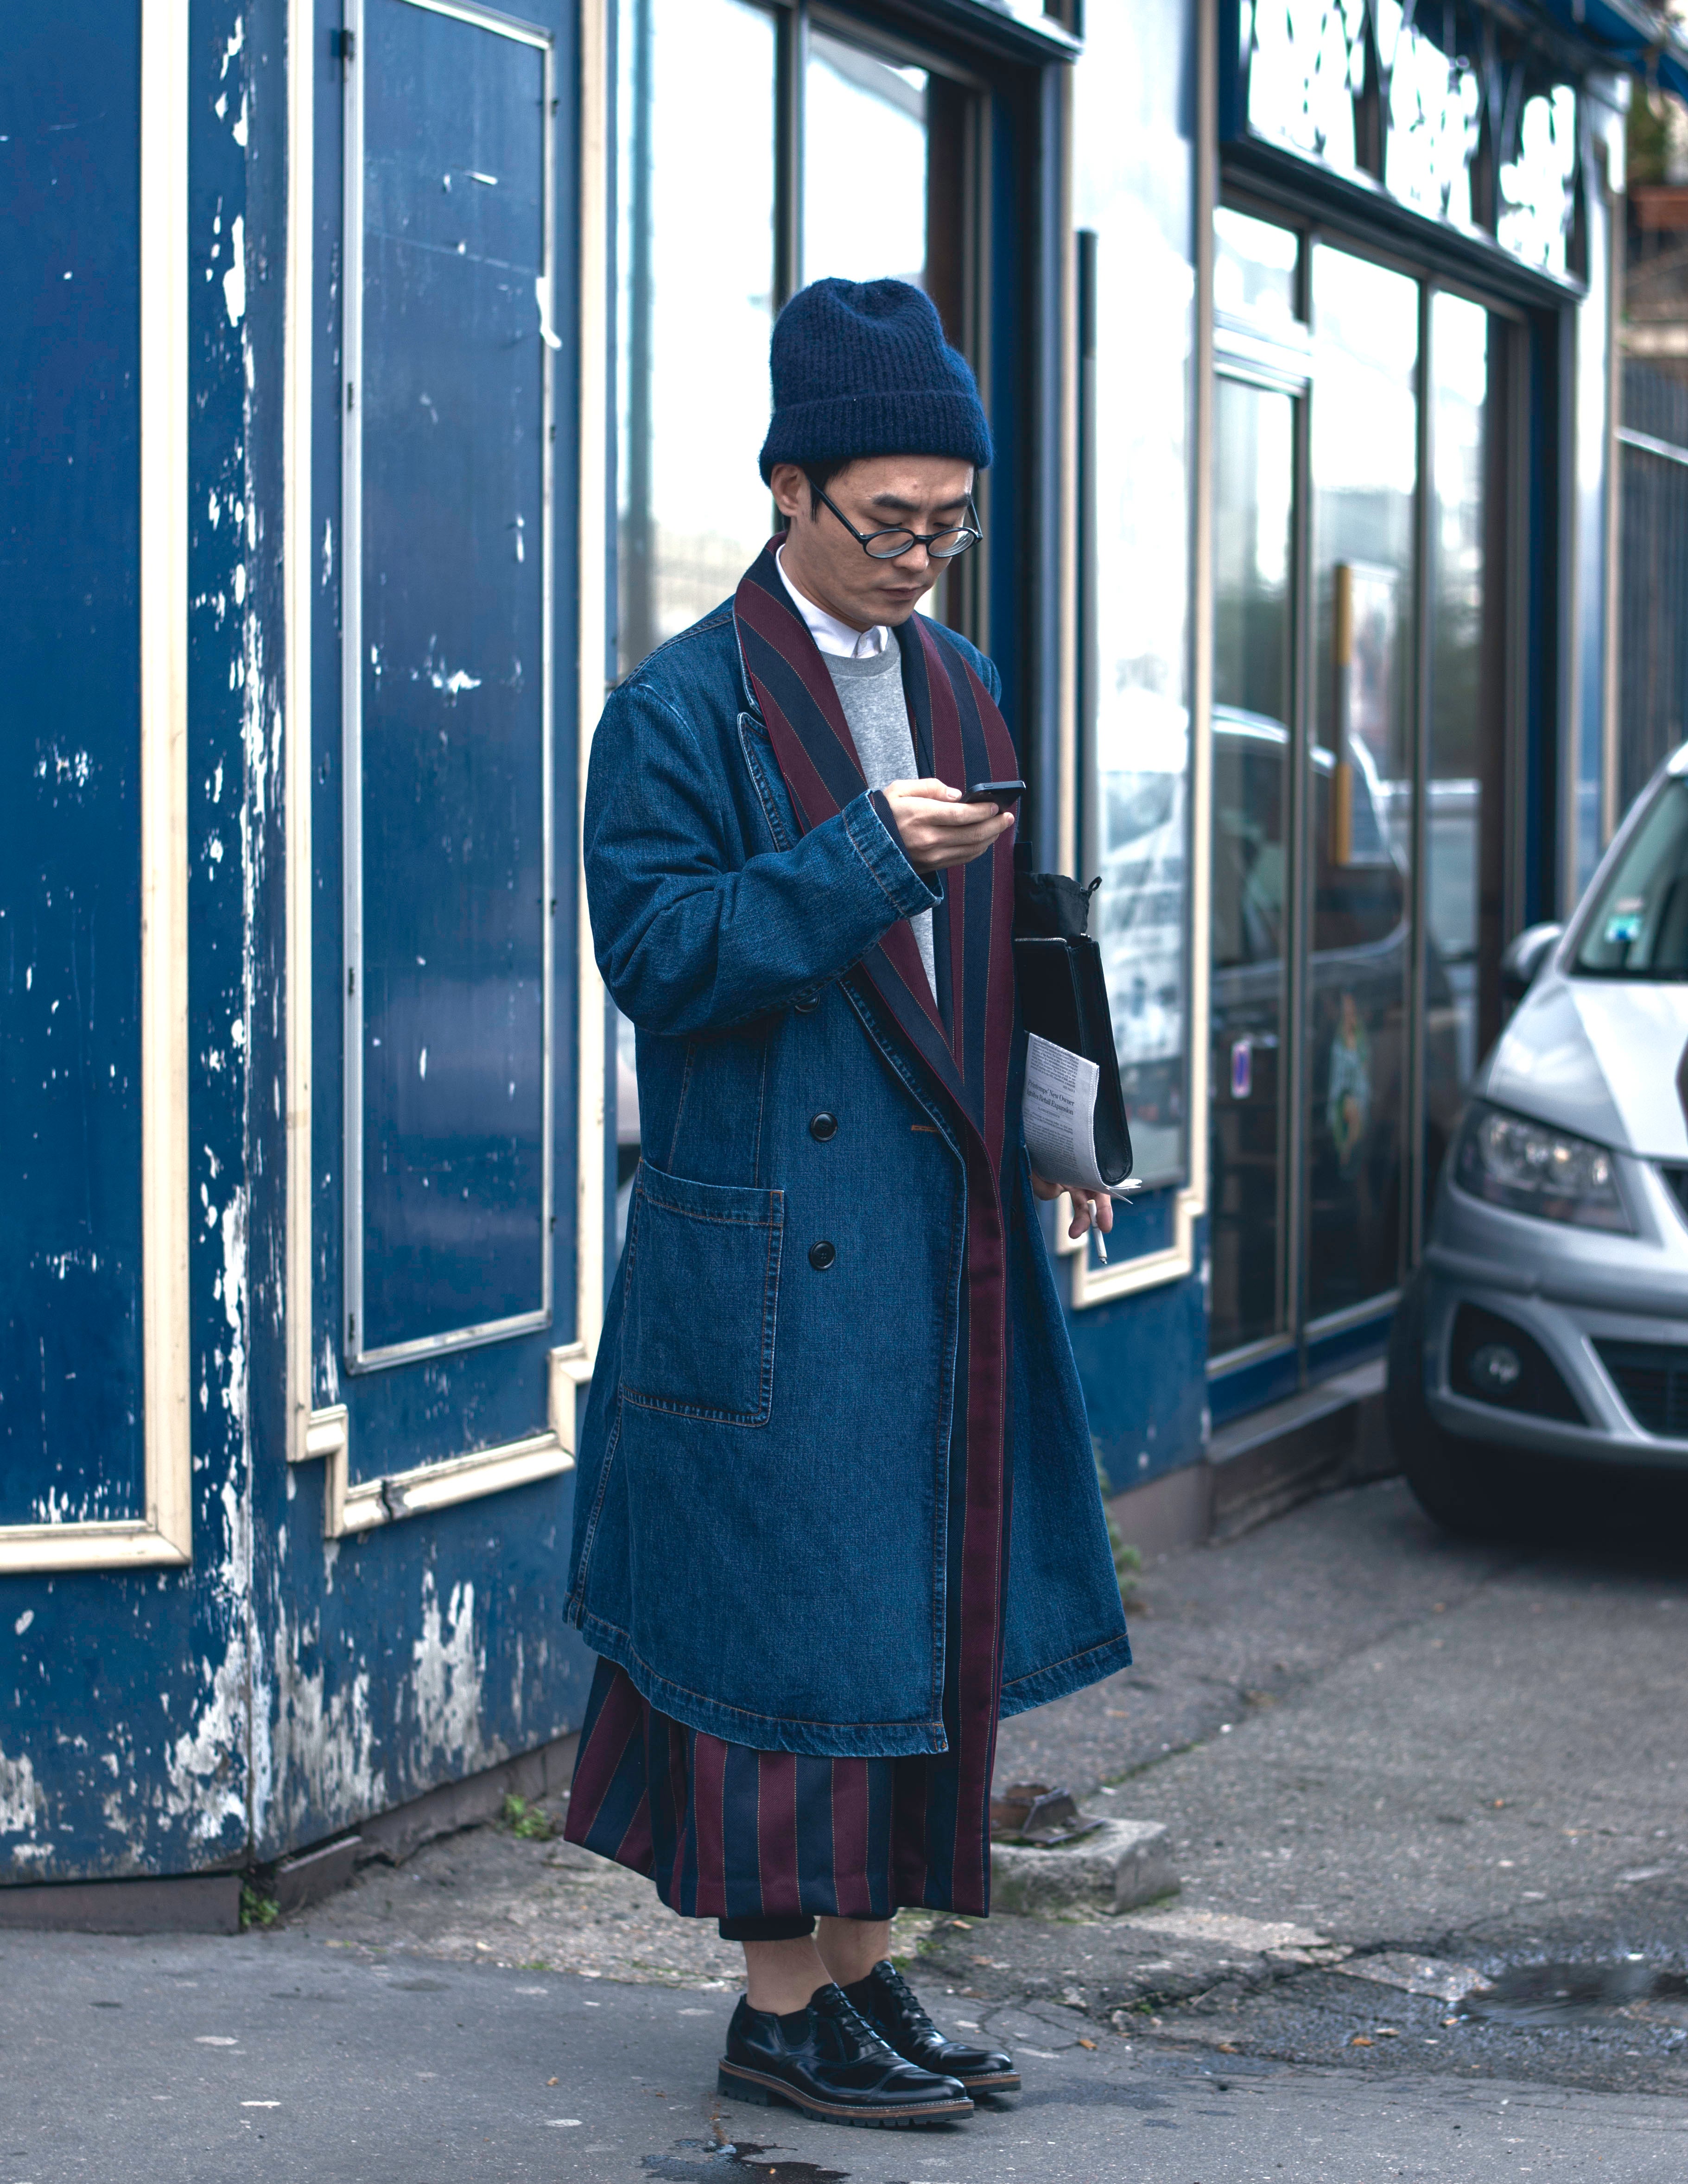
[962,778,1026,806]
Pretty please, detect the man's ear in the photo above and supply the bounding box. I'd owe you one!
[768,462,809,522]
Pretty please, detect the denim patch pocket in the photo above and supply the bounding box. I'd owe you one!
[621,1160,783,1425]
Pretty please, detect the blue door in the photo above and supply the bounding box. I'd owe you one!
[269,0,594,1853]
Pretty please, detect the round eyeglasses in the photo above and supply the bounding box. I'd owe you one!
[812,481,982,562]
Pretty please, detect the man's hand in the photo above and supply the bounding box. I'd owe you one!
[882,779,1015,874]
[1031,1170,1115,1242]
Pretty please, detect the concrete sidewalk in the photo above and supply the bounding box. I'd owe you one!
[12,1476,1688,2178]
[6,1927,1688,2182]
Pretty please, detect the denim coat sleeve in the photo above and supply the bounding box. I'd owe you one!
[584,668,944,1035]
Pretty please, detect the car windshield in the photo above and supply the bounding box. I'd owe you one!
[1574,774,1688,981]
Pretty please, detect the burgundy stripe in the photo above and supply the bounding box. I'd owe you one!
[830,1760,873,1918]
[757,1752,800,1915]
[612,1773,655,1875]
[951,1151,1009,1909]
[753,680,842,836]
[665,1716,692,1910]
[737,562,864,772]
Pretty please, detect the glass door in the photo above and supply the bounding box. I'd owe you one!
[1304,242,1419,1327]
[1208,208,1517,1400]
[1422,289,1510,1222]
[1210,370,1298,1356]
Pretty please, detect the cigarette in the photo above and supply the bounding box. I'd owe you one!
[1096,1226,1108,1266]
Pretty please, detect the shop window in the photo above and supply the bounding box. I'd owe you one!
[1230,0,1581,279]
[1214,203,1301,329]
[1497,87,1579,278]
[613,2,990,1221]
[615,1,981,681]
[1376,0,1482,228]
[1242,0,1368,176]
[1076,0,1199,1193]
[804,32,929,286]
[1210,198,1520,1377]
[616,0,779,675]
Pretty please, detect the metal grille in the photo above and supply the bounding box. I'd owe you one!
[1619,364,1688,817]
[1593,1336,1688,1438]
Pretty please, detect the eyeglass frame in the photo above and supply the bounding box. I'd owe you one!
[809,480,983,562]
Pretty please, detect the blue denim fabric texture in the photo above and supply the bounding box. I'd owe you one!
[568,601,1132,1758]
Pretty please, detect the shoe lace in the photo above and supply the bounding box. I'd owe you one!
[815,1983,899,2060]
[874,1961,939,2036]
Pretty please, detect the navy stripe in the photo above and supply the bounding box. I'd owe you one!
[721,1741,766,1921]
[793,1755,840,1917]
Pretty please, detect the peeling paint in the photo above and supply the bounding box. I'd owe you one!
[411,1572,490,1772]
[0,1743,46,1844]
[269,1607,377,1839]
[222,213,246,326]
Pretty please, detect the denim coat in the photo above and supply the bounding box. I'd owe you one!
[566,596,1132,1759]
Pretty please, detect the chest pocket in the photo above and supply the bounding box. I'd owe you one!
[621,1160,783,1426]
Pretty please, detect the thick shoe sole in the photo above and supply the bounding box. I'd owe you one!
[717,2062,973,2128]
[956,2070,1021,2093]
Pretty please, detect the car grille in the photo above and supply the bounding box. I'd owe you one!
[1593,1339,1688,1439]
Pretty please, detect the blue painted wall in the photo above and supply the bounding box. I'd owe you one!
[0,0,596,1884]
[0,0,276,1880]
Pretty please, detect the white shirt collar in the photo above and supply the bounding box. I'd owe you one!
[776,545,890,659]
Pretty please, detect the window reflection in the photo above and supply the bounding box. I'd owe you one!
[617,0,777,677]
[1211,374,1296,1354]
[805,32,929,288]
[1307,243,1419,1321]
[1425,291,1502,1201]
[1214,205,1301,327]
[1079,0,1197,1191]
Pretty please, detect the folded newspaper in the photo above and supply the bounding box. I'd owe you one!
[1022,1032,1135,1197]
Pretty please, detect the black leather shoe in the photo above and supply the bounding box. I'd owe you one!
[844,1960,1021,2092]
[717,1983,974,2127]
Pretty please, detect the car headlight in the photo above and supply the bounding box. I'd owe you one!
[1453,1101,1631,1233]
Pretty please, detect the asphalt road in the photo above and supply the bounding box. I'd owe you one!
[7,1475,1688,2181]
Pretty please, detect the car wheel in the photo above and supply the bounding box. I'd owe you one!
[1386,1269,1512,1537]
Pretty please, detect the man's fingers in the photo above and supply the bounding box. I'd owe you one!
[887,778,962,802]
[891,794,1005,826]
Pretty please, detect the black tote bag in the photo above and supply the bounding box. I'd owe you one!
[1012,873,1134,1189]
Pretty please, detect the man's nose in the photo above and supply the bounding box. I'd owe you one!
[892,541,932,575]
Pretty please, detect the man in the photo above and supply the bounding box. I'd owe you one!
[564,278,1130,2130]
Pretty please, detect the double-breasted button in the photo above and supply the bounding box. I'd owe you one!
[793,988,820,1015]
[809,1112,838,1142]
[808,1240,837,1271]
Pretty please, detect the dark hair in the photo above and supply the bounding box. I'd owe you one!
[800,458,852,519]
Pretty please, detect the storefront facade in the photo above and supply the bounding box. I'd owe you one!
[3,0,1680,1886]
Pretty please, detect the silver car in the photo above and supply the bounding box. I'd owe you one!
[1390,745,1688,1531]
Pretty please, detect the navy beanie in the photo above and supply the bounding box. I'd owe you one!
[758,277,993,483]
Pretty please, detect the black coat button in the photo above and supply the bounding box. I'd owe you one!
[808,1240,836,1271]
[809,1112,838,1142]
[793,988,820,1014]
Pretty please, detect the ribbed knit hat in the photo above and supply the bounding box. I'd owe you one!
[758,277,993,483]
